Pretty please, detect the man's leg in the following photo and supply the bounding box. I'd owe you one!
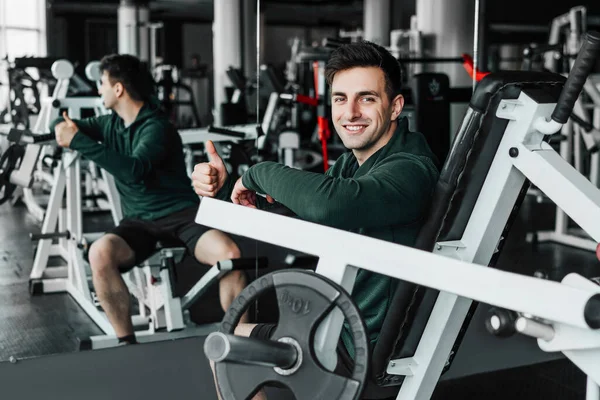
[193,229,248,322]
[87,233,136,340]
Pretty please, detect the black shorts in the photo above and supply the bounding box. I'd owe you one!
[108,206,212,272]
[249,323,354,378]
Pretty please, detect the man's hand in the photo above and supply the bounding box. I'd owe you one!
[55,111,79,148]
[191,140,229,197]
[231,177,274,208]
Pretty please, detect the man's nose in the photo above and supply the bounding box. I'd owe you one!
[344,101,361,120]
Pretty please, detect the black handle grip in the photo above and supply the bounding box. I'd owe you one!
[31,133,56,144]
[204,332,297,369]
[208,125,246,139]
[552,31,600,124]
[30,231,71,241]
[217,257,269,271]
[285,254,319,268]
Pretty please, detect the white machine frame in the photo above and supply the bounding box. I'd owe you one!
[27,100,222,348]
[196,88,600,399]
[528,73,600,252]
[530,5,600,252]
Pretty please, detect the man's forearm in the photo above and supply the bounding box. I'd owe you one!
[241,160,437,229]
[70,133,149,184]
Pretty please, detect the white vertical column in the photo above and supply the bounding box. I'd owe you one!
[416,0,474,138]
[363,0,391,46]
[137,5,150,63]
[416,0,474,86]
[118,1,137,56]
[213,0,242,126]
[242,0,257,81]
[118,0,149,59]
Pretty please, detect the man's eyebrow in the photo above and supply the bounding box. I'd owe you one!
[331,90,380,97]
[357,90,380,97]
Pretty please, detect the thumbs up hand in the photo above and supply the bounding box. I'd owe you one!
[55,111,79,148]
[191,140,229,197]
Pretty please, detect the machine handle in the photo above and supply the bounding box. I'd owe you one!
[30,231,71,241]
[208,125,246,139]
[552,31,600,124]
[30,133,56,144]
[217,256,269,271]
[204,332,297,369]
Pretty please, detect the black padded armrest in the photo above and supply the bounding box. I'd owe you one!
[470,71,566,112]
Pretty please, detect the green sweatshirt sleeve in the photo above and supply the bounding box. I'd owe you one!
[214,174,274,210]
[50,115,110,142]
[69,122,167,184]
[215,175,235,202]
[241,158,437,230]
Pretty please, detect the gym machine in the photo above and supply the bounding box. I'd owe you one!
[1,31,599,400]
[527,6,600,252]
[199,32,600,400]
[16,60,268,350]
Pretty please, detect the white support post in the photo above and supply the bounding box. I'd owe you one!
[587,376,600,400]
[512,143,600,243]
[29,162,66,280]
[100,169,123,226]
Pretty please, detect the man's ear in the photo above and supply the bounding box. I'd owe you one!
[391,94,404,120]
[114,82,124,98]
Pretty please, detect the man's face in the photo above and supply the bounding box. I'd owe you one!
[98,71,119,109]
[331,67,402,157]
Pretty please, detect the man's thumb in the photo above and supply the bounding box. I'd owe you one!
[206,140,224,167]
[63,111,74,124]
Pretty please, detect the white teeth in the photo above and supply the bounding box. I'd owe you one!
[346,126,364,131]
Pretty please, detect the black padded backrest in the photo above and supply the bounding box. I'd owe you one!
[365,71,566,395]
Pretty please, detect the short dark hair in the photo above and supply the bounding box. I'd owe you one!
[99,54,155,102]
[325,41,402,101]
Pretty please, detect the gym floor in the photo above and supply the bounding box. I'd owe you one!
[0,193,597,399]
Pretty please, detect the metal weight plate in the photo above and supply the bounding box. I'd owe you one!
[214,269,369,400]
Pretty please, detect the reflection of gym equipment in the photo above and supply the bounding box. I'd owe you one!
[2,31,600,400]
[13,59,115,223]
[28,95,123,337]
[0,128,55,206]
[22,61,268,350]
[526,6,600,253]
[200,33,600,400]
[0,57,57,129]
[154,64,202,128]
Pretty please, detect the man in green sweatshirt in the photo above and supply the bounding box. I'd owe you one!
[193,41,439,395]
[52,54,247,345]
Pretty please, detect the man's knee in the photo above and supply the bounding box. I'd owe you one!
[234,323,257,337]
[88,234,134,275]
[194,229,241,264]
[221,269,247,288]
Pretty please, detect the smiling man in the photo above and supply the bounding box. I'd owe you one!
[192,41,440,377]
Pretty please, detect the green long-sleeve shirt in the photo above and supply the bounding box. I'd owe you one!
[50,98,198,221]
[217,117,439,357]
